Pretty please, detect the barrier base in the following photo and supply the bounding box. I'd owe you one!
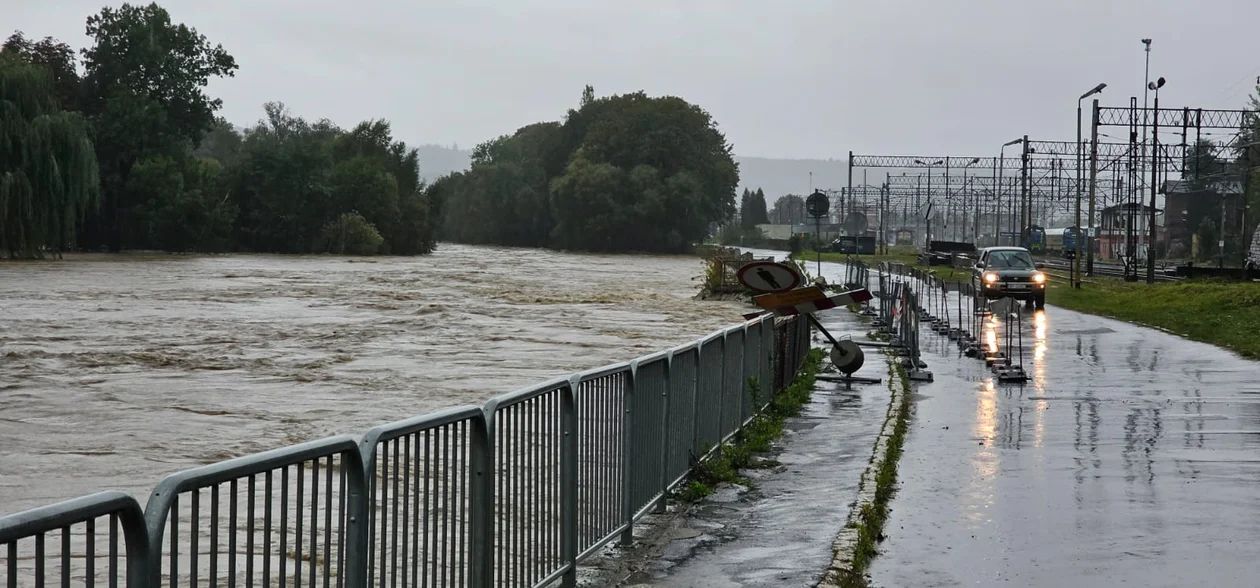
[995,365,1029,383]
[907,368,934,382]
[818,373,883,390]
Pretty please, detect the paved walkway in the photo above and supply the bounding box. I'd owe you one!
[607,297,891,587]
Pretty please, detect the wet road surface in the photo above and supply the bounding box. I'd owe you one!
[0,245,744,513]
[591,256,891,587]
[869,298,1260,588]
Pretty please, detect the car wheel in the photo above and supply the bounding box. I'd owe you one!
[1034,293,1046,309]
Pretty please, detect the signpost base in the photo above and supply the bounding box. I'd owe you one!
[817,373,882,391]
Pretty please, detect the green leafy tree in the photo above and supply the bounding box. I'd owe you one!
[226,103,435,255]
[0,52,99,258]
[1238,87,1260,263]
[191,118,243,167]
[739,189,753,229]
[229,102,338,253]
[1182,139,1228,190]
[770,194,806,225]
[440,89,738,253]
[752,188,769,224]
[546,91,738,252]
[441,122,560,247]
[740,187,769,229]
[3,6,437,258]
[79,2,238,251]
[2,33,81,112]
[322,212,383,255]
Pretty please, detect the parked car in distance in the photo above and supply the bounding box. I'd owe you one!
[972,246,1047,309]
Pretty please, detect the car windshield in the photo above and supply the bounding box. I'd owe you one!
[988,250,1034,269]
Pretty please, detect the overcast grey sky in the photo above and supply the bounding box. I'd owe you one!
[8,0,1260,159]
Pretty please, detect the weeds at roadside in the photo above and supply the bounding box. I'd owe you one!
[677,480,713,502]
[837,360,913,588]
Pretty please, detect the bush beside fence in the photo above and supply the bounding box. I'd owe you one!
[1,314,811,588]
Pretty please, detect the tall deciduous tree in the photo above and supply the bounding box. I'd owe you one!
[79,2,238,251]
[0,53,99,258]
[439,89,738,253]
[2,33,81,112]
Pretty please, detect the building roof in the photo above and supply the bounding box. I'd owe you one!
[1162,178,1243,196]
[1101,202,1160,215]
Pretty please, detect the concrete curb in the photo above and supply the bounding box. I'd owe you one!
[816,353,907,587]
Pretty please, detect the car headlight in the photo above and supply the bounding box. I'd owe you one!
[1032,272,1045,284]
[983,272,998,283]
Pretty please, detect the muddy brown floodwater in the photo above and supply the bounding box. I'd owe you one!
[0,244,745,513]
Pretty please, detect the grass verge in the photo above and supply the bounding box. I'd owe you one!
[1045,277,1260,359]
[821,356,912,588]
[673,348,826,502]
[842,363,911,586]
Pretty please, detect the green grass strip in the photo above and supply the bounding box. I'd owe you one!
[1045,277,1260,359]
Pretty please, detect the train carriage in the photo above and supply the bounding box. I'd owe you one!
[1042,226,1090,258]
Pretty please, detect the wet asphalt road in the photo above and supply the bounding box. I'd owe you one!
[869,298,1260,588]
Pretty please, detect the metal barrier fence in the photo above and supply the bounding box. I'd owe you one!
[1,315,811,588]
[864,262,930,380]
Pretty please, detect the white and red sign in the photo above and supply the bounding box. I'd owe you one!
[736,261,804,293]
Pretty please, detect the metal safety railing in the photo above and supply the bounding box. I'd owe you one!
[1,314,811,588]
[0,492,149,588]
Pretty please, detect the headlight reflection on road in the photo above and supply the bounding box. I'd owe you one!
[968,379,999,520]
[985,314,1000,354]
[1032,310,1048,386]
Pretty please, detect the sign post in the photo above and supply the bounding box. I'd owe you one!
[919,200,935,251]
[806,191,830,277]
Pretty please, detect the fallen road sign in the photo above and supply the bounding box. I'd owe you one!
[768,288,873,317]
[752,286,828,310]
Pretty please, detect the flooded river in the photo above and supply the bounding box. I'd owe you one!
[0,244,745,513]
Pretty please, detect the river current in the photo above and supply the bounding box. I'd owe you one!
[0,244,745,512]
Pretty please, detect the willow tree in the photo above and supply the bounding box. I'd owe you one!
[0,55,99,258]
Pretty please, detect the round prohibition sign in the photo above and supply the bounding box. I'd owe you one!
[736,261,803,293]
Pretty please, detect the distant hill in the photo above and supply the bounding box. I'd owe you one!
[411,145,847,201]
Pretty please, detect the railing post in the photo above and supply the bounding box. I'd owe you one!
[691,341,704,461]
[560,382,579,588]
[655,351,673,514]
[619,364,636,546]
[343,456,370,588]
[470,410,494,588]
[742,322,754,424]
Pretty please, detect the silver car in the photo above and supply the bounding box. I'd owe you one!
[972,246,1048,309]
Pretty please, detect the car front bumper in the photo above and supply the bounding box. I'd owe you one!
[982,282,1045,299]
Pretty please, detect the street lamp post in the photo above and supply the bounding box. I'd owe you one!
[1076,82,1107,287]
[915,159,944,249]
[960,158,980,242]
[1138,38,1152,256]
[997,140,1022,246]
[1147,76,1166,284]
